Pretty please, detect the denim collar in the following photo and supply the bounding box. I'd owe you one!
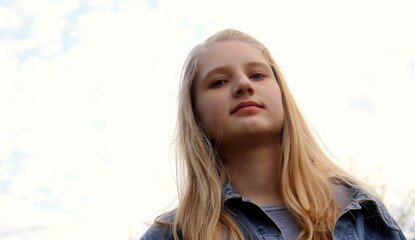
[223,181,252,203]
[347,184,399,230]
[223,181,241,201]
[222,181,399,230]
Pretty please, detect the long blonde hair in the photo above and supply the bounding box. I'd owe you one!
[167,29,362,240]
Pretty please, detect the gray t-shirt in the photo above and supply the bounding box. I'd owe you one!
[260,184,352,240]
[261,204,302,240]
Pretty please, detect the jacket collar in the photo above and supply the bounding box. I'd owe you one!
[223,181,239,201]
[223,181,252,203]
[347,184,399,230]
[222,181,399,230]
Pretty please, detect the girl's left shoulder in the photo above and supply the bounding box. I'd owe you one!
[333,183,407,239]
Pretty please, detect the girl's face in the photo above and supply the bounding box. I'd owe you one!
[194,41,284,146]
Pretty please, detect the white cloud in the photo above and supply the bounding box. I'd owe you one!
[1,0,187,236]
[8,0,81,57]
[88,0,115,8]
[0,6,21,30]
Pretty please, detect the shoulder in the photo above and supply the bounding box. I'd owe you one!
[331,182,353,210]
[140,209,178,240]
[349,184,399,229]
[334,183,406,239]
[332,182,395,224]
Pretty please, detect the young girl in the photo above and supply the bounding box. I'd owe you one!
[141,29,406,240]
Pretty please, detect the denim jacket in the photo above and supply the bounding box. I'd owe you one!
[141,183,406,240]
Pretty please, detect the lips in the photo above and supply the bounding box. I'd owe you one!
[231,101,263,114]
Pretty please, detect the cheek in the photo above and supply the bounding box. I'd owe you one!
[274,90,285,125]
[196,96,226,137]
[266,85,285,121]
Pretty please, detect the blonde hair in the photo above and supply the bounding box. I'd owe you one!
[165,29,363,240]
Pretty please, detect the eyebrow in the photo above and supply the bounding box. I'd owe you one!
[200,61,271,83]
[245,61,271,70]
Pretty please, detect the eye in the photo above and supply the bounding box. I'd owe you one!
[211,79,228,88]
[250,73,265,79]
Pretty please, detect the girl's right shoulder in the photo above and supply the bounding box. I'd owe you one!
[140,209,178,240]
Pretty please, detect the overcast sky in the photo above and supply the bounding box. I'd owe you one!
[1,0,415,239]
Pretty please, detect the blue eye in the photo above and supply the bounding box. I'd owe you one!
[250,73,264,79]
[211,79,228,88]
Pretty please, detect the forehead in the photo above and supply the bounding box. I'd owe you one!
[196,41,269,81]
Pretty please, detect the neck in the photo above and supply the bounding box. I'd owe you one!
[220,138,284,206]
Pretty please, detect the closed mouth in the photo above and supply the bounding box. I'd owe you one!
[231,101,263,114]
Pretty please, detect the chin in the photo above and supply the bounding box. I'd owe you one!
[234,123,278,138]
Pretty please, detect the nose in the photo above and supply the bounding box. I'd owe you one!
[232,74,254,98]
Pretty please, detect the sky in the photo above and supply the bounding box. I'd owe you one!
[1,0,415,239]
